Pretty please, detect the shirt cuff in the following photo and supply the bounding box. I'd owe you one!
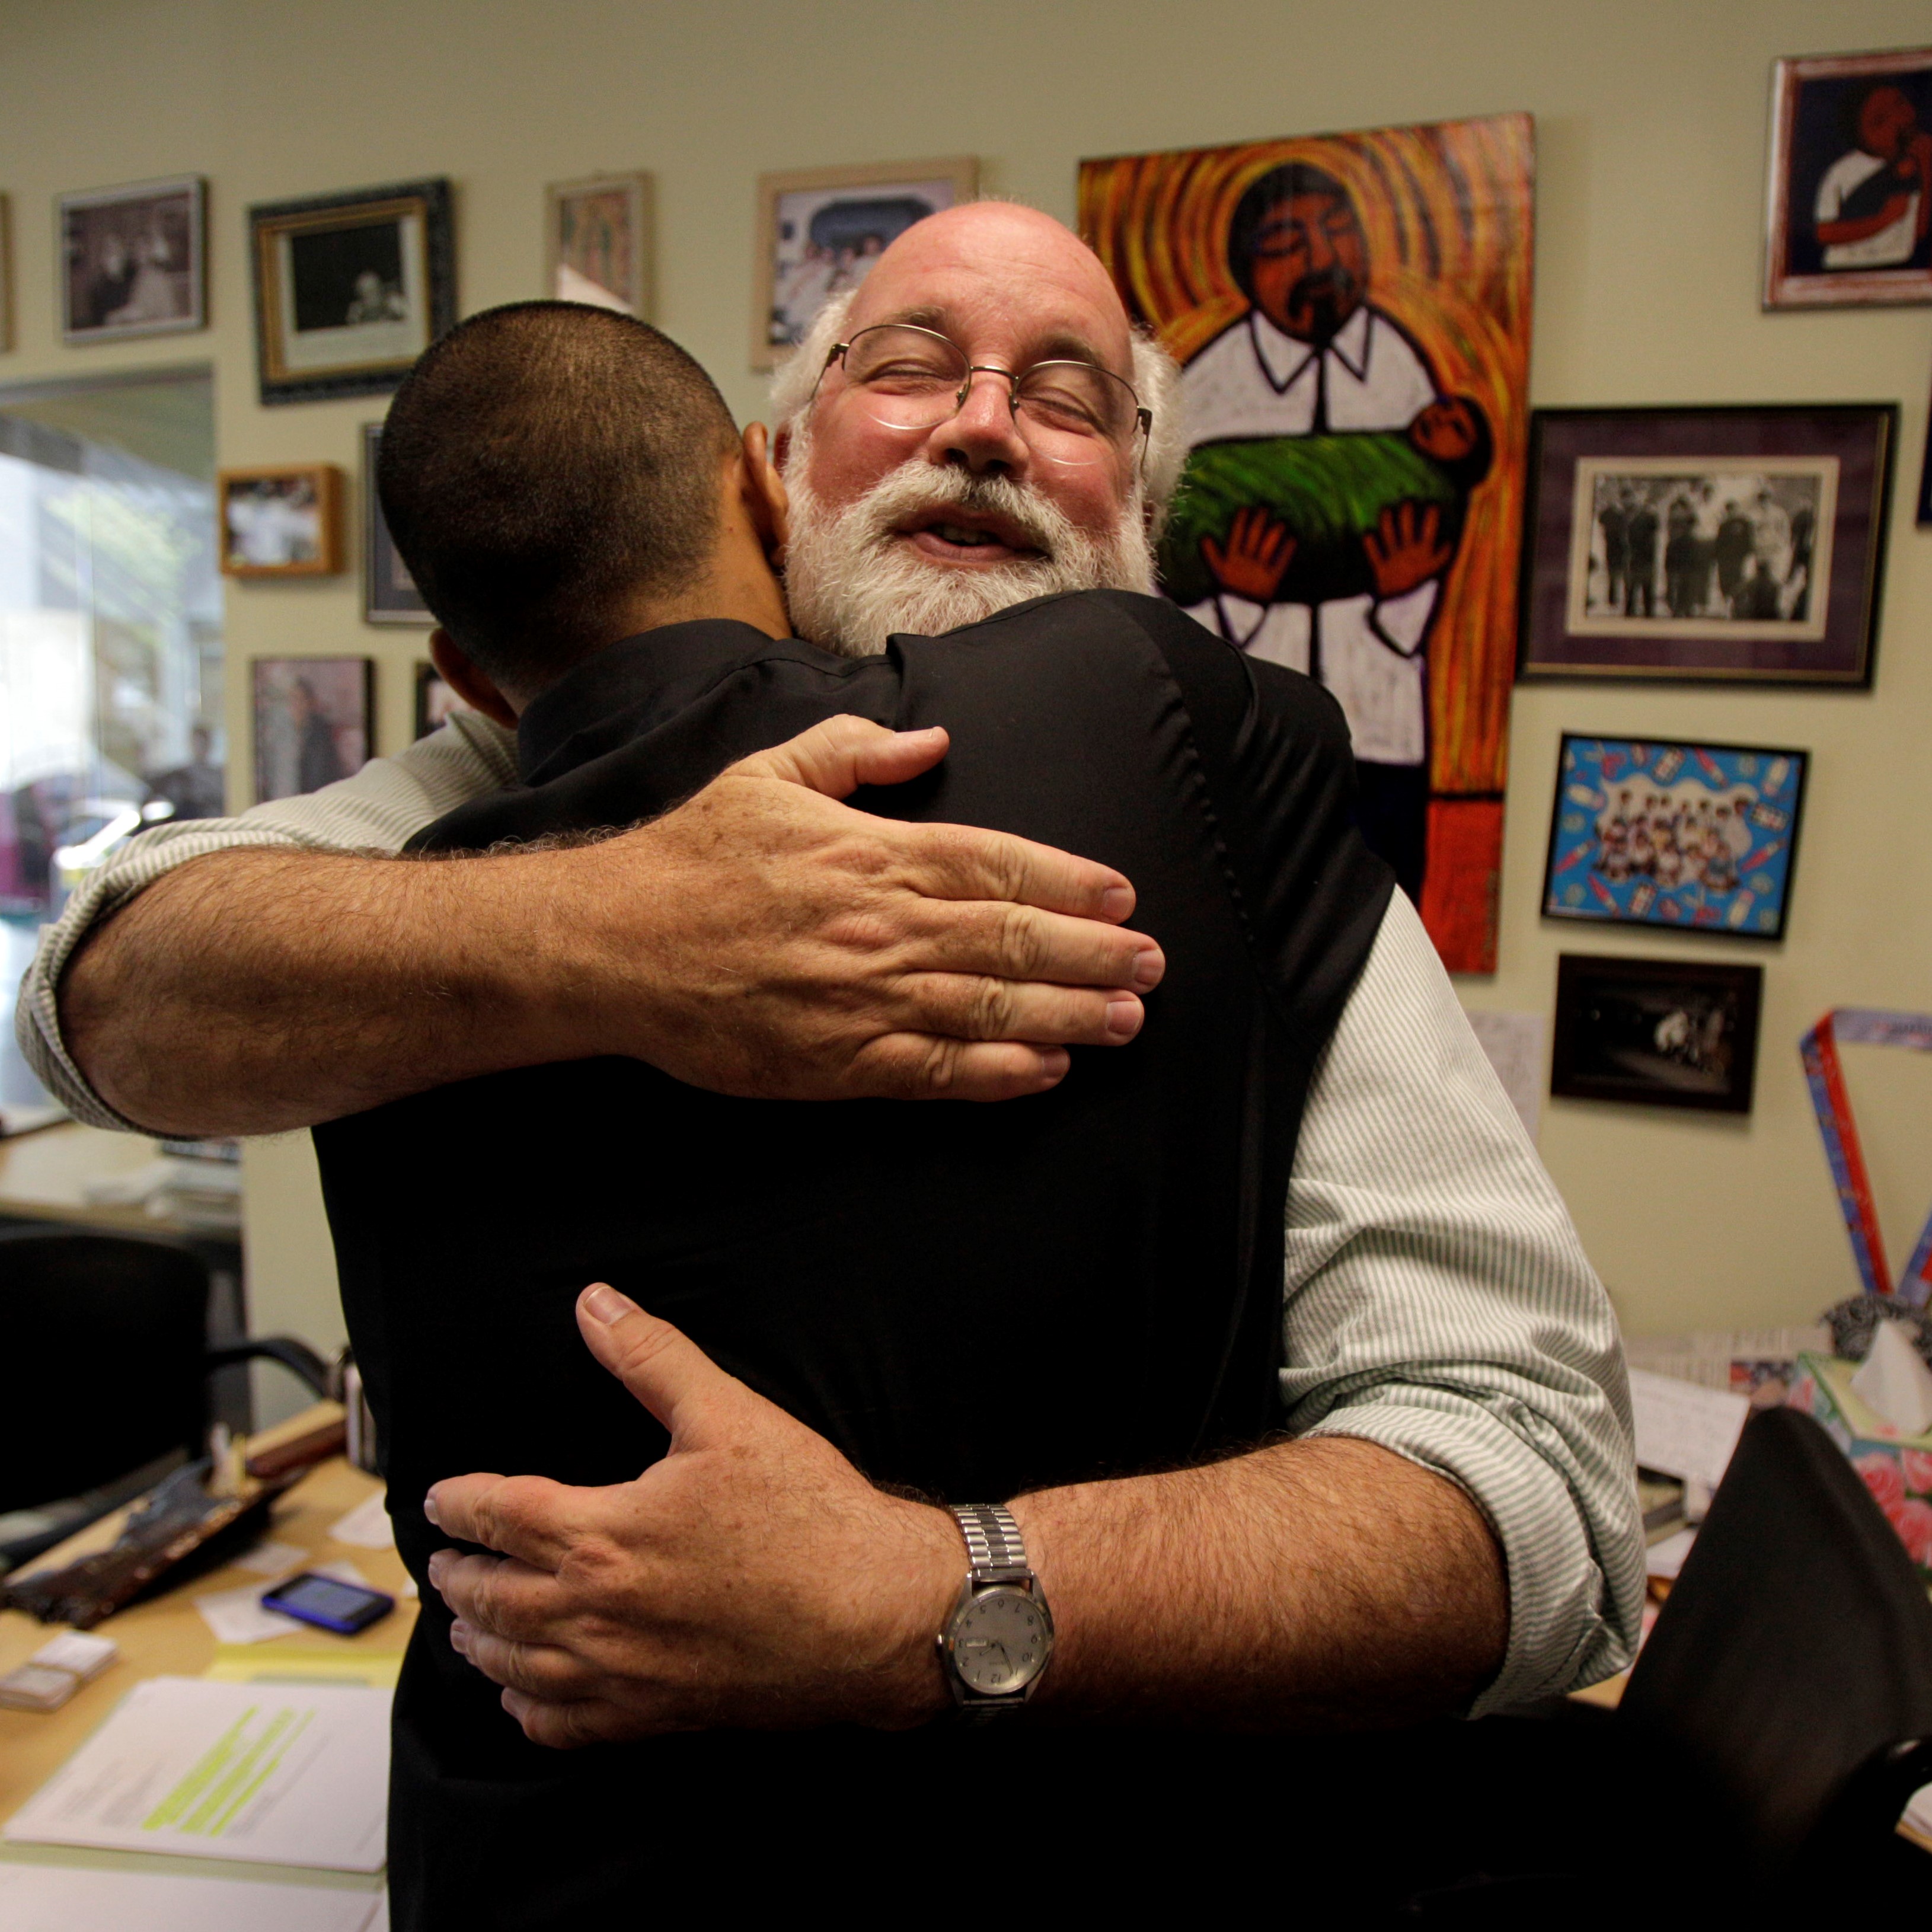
[1299,1387,1641,1714]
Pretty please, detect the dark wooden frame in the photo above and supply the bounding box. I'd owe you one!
[361,423,432,624]
[1540,733,1810,943]
[1517,404,1895,686]
[1551,954,1764,1115]
[250,178,454,405]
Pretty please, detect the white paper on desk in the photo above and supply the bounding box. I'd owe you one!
[235,1537,309,1576]
[330,1491,395,1548]
[0,1864,384,1932]
[3,1674,390,1871]
[1628,1368,1749,1490]
[196,1560,371,1644]
[1463,1009,1545,1143]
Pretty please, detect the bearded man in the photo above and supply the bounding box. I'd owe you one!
[26,203,1637,1912]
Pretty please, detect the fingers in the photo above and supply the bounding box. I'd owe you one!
[1200,534,1225,576]
[890,892,1165,997]
[429,1548,566,1643]
[424,1471,583,1570]
[577,1285,739,1436]
[500,1688,633,1751]
[892,819,1140,930]
[844,1034,1072,1102]
[888,969,1144,1049]
[449,1617,599,1701]
[730,715,949,800]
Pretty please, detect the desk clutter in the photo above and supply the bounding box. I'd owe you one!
[0,1408,407,1922]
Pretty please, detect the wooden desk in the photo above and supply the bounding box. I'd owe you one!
[0,1411,416,1837]
[0,1121,231,1243]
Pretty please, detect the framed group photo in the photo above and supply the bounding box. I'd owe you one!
[217,464,343,577]
[1551,954,1764,1115]
[752,156,976,369]
[1764,47,1932,309]
[362,423,432,625]
[250,178,454,404]
[252,657,373,804]
[59,175,206,344]
[547,173,652,315]
[1542,733,1809,940]
[1518,405,1895,685]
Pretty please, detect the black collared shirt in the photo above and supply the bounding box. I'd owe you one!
[313,589,1390,1927]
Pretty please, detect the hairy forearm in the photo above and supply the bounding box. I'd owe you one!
[1007,1436,1508,1730]
[60,846,606,1138]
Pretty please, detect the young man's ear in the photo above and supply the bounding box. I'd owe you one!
[428,629,519,728]
[739,422,790,562]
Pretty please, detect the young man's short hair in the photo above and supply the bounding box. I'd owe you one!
[378,302,740,692]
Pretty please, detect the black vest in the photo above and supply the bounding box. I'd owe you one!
[311,590,1391,1927]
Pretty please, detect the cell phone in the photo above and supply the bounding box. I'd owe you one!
[260,1571,396,1635]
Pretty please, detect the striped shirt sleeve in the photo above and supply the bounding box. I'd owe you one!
[14,713,519,1130]
[1281,889,1646,1711]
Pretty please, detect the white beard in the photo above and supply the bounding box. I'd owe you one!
[781,435,1156,659]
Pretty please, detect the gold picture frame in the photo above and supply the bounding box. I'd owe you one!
[545,173,653,317]
[751,156,976,371]
[218,463,344,578]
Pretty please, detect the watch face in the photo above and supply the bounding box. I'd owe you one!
[950,1586,1050,1696]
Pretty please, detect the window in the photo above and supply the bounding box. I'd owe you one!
[0,369,219,1104]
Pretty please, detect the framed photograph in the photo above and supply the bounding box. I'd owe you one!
[362,423,432,625]
[252,658,373,804]
[1518,405,1894,685]
[1920,377,1932,528]
[1543,734,1809,941]
[1764,48,1932,309]
[250,179,454,405]
[547,173,652,316]
[752,157,976,369]
[414,660,470,739]
[0,194,12,352]
[1551,954,1764,1115]
[217,464,343,577]
[59,175,206,343]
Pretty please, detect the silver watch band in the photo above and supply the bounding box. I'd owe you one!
[950,1503,1030,1583]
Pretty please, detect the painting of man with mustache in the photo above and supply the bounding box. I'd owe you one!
[1082,118,1533,971]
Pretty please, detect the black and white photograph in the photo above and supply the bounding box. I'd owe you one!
[252,657,373,804]
[752,158,975,369]
[59,175,206,343]
[218,464,342,577]
[1550,954,1763,1115]
[251,180,454,404]
[1568,459,1835,641]
[1519,405,1895,685]
[362,423,432,624]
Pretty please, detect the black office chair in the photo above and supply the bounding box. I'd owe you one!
[1618,1404,1932,1890]
[0,1228,331,1568]
[1410,1407,1932,1921]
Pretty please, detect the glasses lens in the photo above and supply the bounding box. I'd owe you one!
[1014,362,1140,464]
[841,325,969,429]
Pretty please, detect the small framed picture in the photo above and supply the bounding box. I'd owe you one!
[1764,48,1932,309]
[361,423,432,625]
[252,658,373,804]
[752,157,976,369]
[59,175,206,344]
[414,660,470,739]
[0,194,13,352]
[1543,734,1809,941]
[546,174,652,316]
[217,464,343,577]
[250,179,455,405]
[1518,405,1895,685]
[1551,954,1764,1115]
[1920,378,1932,528]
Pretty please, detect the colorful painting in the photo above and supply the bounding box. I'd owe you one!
[1081,115,1534,972]
[1543,735,1809,942]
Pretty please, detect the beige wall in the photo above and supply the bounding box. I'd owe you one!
[2,0,1928,1362]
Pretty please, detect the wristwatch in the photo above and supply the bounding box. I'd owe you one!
[937,1504,1054,1714]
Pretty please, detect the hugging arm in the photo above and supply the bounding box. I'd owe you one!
[30,717,1164,1138]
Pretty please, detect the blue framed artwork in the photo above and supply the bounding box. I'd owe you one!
[1542,734,1809,941]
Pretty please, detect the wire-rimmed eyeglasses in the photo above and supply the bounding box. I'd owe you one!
[812,322,1151,470]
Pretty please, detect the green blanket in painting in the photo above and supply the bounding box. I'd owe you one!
[1160,432,1465,609]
